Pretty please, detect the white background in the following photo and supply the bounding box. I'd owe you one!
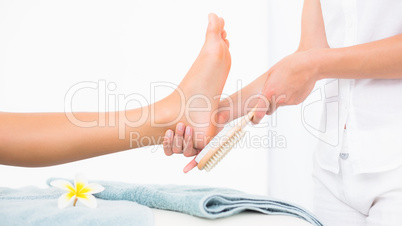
[0,0,319,211]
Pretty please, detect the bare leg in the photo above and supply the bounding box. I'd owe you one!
[0,13,231,167]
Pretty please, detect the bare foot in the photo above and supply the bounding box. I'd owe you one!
[159,13,231,153]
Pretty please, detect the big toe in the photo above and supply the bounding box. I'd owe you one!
[206,13,221,38]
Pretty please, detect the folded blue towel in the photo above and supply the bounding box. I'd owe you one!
[0,186,154,226]
[55,178,323,226]
[0,178,323,226]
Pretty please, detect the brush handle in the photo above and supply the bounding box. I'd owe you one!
[239,105,258,128]
[188,104,267,172]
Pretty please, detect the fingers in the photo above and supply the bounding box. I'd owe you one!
[266,100,279,116]
[183,158,198,173]
[164,123,199,157]
[183,127,198,157]
[163,130,174,156]
[162,123,201,173]
[172,122,185,154]
[251,95,270,124]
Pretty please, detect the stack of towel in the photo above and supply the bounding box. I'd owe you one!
[0,178,323,226]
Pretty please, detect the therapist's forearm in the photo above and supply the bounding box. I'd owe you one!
[298,0,328,51]
[316,34,402,79]
[217,0,328,123]
[216,71,268,123]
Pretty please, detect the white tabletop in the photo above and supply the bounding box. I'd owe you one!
[153,208,313,226]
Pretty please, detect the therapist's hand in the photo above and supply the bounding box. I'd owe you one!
[252,50,322,124]
[252,1,330,124]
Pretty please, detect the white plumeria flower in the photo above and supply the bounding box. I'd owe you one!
[50,174,105,209]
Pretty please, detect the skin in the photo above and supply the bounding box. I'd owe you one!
[167,0,402,173]
[0,13,231,167]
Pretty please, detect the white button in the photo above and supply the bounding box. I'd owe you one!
[340,153,349,160]
[343,102,349,109]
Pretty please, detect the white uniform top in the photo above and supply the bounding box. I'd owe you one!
[314,0,402,174]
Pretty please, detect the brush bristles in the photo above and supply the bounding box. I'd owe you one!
[204,129,246,172]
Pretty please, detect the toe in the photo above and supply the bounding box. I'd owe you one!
[222,30,227,39]
[219,17,225,30]
[206,13,221,37]
[224,39,230,48]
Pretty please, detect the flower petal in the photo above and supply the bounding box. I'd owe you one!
[84,183,105,195]
[77,194,97,208]
[57,192,75,209]
[74,173,88,193]
[50,180,75,192]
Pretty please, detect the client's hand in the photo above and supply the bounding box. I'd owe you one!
[162,123,201,173]
[163,122,200,158]
[163,110,229,173]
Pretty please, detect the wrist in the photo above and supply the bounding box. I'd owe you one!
[309,48,335,80]
[299,49,322,82]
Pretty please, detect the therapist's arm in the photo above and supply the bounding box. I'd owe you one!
[315,34,402,79]
[251,1,402,123]
[252,30,402,116]
[218,0,330,123]
[298,0,329,51]
[299,0,402,79]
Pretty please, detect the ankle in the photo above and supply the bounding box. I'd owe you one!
[152,92,185,127]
